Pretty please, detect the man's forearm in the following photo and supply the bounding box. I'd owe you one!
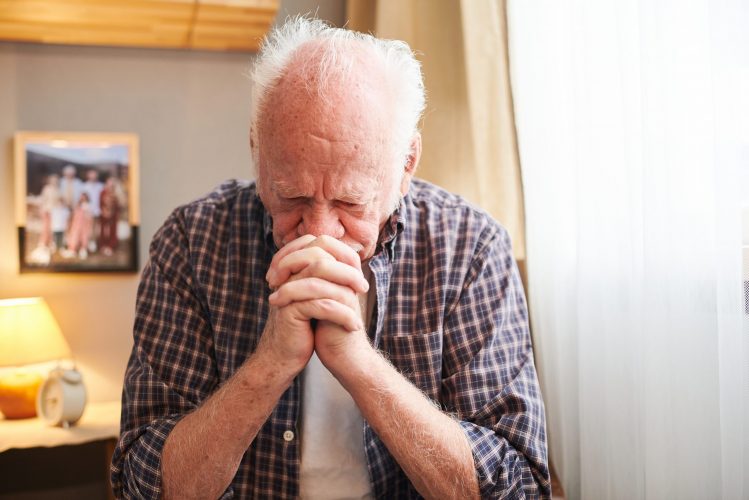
[161,347,297,499]
[331,346,480,500]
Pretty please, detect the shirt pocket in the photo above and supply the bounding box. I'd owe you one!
[380,330,443,400]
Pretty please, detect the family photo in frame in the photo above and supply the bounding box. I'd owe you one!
[14,132,140,273]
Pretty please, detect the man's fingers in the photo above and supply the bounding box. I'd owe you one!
[269,277,357,308]
[304,235,361,270]
[289,298,363,332]
[278,258,369,293]
[270,247,369,293]
[267,234,316,279]
[269,247,337,288]
[267,235,368,291]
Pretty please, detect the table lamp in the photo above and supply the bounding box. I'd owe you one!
[0,297,72,419]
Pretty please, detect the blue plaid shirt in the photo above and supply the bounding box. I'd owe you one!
[111,179,550,499]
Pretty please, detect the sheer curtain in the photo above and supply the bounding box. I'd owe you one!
[508,1,749,498]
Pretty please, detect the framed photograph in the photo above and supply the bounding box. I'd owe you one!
[14,132,140,273]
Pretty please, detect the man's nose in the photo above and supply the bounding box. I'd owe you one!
[299,204,345,239]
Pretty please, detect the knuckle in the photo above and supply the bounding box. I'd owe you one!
[308,278,325,294]
[275,256,290,272]
[310,259,325,274]
[273,286,288,302]
[308,247,325,261]
[319,298,336,312]
[294,266,310,280]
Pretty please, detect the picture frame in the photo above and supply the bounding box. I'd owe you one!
[14,131,140,273]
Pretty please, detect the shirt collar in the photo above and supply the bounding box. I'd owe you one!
[377,194,408,262]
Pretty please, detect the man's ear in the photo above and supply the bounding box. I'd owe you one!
[400,132,422,197]
[250,126,260,180]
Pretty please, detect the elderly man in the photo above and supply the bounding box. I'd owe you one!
[111,17,550,500]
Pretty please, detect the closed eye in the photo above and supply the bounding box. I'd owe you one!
[283,196,307,203]
[336,200,365,210]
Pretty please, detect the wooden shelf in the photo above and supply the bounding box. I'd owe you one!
[0,0,279,52]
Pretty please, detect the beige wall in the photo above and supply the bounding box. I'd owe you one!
[0,0,345,404]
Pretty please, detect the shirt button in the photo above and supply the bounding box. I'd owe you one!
[283,430,295,442]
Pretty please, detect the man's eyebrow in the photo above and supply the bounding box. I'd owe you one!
[337,183,371,200]
[338,192,372,203]
[273,181,307,198]
[272,180,373,202]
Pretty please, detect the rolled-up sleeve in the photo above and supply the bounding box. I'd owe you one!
[443,226,550,499]
[111,212,220,499]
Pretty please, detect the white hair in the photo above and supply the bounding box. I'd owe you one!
[250,16,426,188]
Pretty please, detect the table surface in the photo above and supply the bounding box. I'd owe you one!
[0,400,121,453]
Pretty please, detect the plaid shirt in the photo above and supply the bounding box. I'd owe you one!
[111,179,550,499]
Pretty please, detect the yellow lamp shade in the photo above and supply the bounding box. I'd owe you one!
[0,297,71,367]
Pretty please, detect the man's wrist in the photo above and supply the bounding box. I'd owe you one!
[324,339,381,390]
[243,341,304,390]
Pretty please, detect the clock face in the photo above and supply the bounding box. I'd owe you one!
[39,379,64,423]
[35,368,87,426]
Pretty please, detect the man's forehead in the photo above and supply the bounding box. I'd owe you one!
[256,39,398,197]
[268,129,380,167]
[262,82,388,132]
[258,87,392,176]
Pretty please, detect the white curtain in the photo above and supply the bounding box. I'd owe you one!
[507,1,749,499]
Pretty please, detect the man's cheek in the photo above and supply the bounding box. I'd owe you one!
[274,228,294,248]
[279,231,298,247]
[272,218,299,247]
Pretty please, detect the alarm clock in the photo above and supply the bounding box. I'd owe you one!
[36,367,87,427]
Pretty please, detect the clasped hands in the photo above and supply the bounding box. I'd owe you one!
[260,234,371,376]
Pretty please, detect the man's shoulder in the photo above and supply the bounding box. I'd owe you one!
[406,178,508,243]
[153,179,263,252]
[165,179,263,229]
[175,179,258,215]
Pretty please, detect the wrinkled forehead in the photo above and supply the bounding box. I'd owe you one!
[257,46,394,186]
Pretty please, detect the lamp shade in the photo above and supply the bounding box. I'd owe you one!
[0,297,71,367]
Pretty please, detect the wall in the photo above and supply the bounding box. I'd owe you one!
[0,0,346,404]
